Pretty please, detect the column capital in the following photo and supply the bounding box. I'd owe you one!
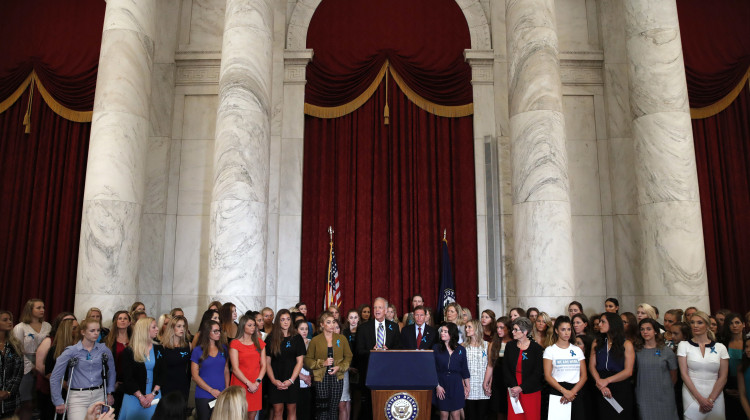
[464,49,494,85]
[284,49,314,85]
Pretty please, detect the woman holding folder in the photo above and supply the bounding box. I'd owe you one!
[589,312,635,419]
[543,316,587,420]
[503,317,544,420]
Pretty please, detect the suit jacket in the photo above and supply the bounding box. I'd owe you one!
[356,319,401,355]
[356,319,401,383]
[400,323,436,350]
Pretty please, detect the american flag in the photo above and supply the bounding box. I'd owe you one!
[325,244,342,310]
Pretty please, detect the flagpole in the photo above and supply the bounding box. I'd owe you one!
[325,226,334,310]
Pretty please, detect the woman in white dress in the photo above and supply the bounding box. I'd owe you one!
[677,311,729,420]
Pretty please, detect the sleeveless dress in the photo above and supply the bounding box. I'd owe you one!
[229,339,265,411]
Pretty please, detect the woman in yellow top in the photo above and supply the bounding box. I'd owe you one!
[304,312,352,420]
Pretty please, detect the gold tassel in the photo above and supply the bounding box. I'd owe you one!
[23,79,34,133]
[384,65,390,125]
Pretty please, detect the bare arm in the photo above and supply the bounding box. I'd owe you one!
[35,337,52,376]
[229,347,253,387]
[708,358,729,401]
[599,341,635,385]
[191,361,220,398]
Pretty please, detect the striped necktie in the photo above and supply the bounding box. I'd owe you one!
[377,322,385,348]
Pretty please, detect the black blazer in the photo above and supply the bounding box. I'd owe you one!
[356,319,401,382]
[400,323,436,350]
[502,340,544,394]
[120,345,166,396]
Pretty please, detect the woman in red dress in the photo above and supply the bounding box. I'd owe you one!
[503,317,544,420]
[229,315,267,419]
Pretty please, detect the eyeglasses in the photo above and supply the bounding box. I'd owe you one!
[512,328,522,333]
[210,329,221,334]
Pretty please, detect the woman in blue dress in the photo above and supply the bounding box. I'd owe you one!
[119,317,165,420]
[433,322,470,420]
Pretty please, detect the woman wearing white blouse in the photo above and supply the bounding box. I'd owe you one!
[677,311,729,420]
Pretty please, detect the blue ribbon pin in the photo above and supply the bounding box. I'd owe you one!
[570,350,576,357]
[388,324,393,331]
[422,336,427,343]
[710,346,717,354]
[157,350,162,359]
[522,352,528,360]
[180,351,188,357]
[482,350,487,357]
[336,339,341,347]
[458,348,462,355]
[655,350,661,356]
[286,341,291,348]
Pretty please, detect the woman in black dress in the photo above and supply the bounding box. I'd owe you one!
[160,315,192,401]
[487,316,512,419]
[265,309,306,420]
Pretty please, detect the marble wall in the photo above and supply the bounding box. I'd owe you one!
[77,0,707,326]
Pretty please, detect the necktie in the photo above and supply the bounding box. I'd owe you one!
[416,326,423,349]
[377,323,385,348]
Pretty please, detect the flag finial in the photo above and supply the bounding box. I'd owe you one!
[328,226,334,241]
[443,228,446,240]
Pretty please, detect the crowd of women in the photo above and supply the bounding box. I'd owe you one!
[2,296,750,420]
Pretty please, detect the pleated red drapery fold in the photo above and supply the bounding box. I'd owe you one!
[0,0,105,319]
[300,0,478,319]
[677,0,750,312]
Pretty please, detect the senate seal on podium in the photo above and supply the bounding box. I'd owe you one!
[385,392,418,420]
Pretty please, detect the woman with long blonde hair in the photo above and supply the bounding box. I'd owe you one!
[464,319,490,418]
[677,310,729,419]
[211,385,248,420]
[533,312,554,349]
[161,315,192,401]
[444,302,465,343]
[119,317,165,419]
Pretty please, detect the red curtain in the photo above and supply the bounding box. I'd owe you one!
[677,0,750,312]
[0,0,105,319]
[300,0,478,318]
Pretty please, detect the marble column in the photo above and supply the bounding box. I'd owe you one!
[624,0,709,311]
[464,50,498,312]
[506,0,575,314]
[208,0,274,312]
[74,0,156,318]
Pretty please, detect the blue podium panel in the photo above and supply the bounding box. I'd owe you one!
[365,350,439,390]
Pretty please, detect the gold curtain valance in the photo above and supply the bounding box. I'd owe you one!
[690,66,750,119]
[0,71,93,132]
[304,60,473,119]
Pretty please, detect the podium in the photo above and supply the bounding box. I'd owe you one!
[366,350,438,420]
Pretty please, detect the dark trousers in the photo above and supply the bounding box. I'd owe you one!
[195,397,214,420]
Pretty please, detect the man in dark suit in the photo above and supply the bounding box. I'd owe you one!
[356,297,401,419]
[400,306,436,350]
[357,297,401,354]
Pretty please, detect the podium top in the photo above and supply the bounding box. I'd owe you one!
[365,350,439,390]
